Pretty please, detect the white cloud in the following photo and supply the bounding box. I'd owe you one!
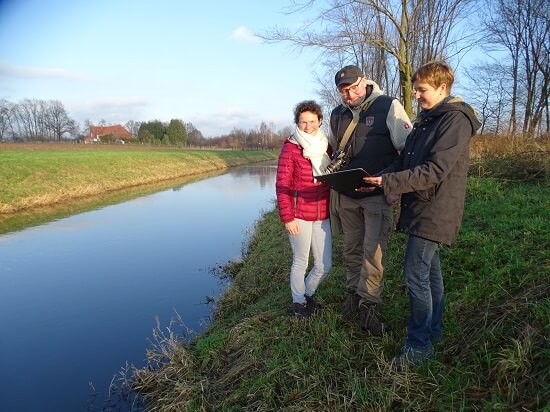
[0,60,88,81]
[68,96,149,124]
[229,26,261,43]
[190,107,289,138]
[190,107,256,137]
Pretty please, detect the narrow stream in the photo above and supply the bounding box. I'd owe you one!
[0,162,277,412]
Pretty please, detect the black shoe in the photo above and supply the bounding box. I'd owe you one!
[292,302,313,318]
[358,302,388,336]
[305,295,321,314]
[341,293,361,320]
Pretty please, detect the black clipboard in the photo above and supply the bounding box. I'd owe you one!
[315,168,375,192]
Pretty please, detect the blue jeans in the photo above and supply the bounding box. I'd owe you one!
[288,218,332,303]
[404,235,444,348]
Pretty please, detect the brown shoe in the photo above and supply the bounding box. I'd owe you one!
[358,302,388,336]
[341,293,361,320]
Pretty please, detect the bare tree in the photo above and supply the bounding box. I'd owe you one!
[520,0,549,136]
[483,0,549,137]
[185,122,205,147]
[11,99,49,140]
[45,100,76,141]
[67,120,81,139]
[464,63,510,134]
[125,120,141,138]
[261,0,477,117]
[0,99,14,141]
[6,99,77,141]
[258,121,275,149]
[261,1,400,106]
[482,0,521,136]
[82,119,93,138]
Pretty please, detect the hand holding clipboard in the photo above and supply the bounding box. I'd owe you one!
[314,168,378,192]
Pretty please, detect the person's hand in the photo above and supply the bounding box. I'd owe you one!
[285,220,300,235]
[356,176,382,192]
[364,176,382,186]
[385,193,400,205]
[355,186,376,192]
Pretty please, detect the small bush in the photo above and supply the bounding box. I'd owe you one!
[470,135,549,182]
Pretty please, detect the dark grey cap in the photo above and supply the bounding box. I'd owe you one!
[335,65,364,87]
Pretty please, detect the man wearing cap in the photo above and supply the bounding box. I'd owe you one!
[329,65,412,335]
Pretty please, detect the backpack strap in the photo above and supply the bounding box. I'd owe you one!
[337,99,374,151]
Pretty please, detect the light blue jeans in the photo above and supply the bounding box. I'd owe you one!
[288,218,332,304]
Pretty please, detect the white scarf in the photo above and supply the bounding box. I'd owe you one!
[292,126,331,178]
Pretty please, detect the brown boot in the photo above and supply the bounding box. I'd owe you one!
[358,302,388,336]
[341,293,361,320]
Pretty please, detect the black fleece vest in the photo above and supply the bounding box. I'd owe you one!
[330,95,398,198]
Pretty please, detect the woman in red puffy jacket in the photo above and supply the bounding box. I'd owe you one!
[276,100,333,318]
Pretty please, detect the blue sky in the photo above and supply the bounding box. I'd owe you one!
[0,0,323,137]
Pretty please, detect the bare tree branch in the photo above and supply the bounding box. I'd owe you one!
[259,0,479,117]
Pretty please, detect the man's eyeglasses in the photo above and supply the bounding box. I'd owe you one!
[338,78,363,95]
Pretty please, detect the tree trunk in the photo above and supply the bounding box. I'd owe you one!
[399,0,413,117]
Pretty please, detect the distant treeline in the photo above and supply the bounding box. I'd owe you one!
[0,98,289,149]
[136,119,290,150]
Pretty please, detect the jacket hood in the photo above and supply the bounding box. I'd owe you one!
[364,80,384,103]
[423,96,482,134]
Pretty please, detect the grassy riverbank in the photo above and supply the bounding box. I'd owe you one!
[0,144,277,215]
[128,139,549,411]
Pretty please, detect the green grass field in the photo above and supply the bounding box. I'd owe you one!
[128,142,549,411]
[0,144,277,215]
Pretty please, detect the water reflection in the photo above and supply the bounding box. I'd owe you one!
[0,162,277,412]
[0,171,230,236]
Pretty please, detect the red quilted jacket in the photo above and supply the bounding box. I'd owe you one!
[276,138,331,223]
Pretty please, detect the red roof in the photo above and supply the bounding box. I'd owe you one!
[89,125,133,139]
